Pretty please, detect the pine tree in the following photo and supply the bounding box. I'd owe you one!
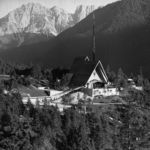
[116,68,127,89]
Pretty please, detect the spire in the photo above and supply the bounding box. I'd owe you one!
[92,12,96,62]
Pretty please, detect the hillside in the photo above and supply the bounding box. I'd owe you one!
[1,0,150,76]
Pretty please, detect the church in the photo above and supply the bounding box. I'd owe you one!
[68,13,119,98]
[69,57,108,89]
[68,56,119,98]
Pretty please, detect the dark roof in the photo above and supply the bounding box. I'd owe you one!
[69,57,96,87]
[69,57,107,88]
[70,57,95,74]
[18,85,48,97]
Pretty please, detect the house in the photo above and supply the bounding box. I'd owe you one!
[127,78,143,91]
[19,84,66,105]
[69,57,108,88]
[18,85,50,105]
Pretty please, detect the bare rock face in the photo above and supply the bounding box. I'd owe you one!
[73,5,96,23]
[0,3,96,49]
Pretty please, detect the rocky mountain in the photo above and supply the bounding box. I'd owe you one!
[1,0,150,76]
[0,3,95,49]
[73,5,96,23]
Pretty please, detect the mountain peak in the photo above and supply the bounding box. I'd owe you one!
[76,4,96,10]
[51,6,68,12]
[22,2,45,9]
[20,2,49,15]
[0,3,96,49]
[73,5,96,23]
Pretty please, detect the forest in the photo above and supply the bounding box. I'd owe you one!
[0,59,150,150]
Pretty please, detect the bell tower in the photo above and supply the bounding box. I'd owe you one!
[92,12,96,62]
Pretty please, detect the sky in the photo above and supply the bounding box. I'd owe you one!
[0,0,119,18]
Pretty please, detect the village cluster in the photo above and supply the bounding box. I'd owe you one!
[0,48,143,112]
[16,57,142,112]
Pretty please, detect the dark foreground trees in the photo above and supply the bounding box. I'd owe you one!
[1,89,150,150]
[0,62,150,149]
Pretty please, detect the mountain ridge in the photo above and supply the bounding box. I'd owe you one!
[0,2,96,49]
[1,0,150,76]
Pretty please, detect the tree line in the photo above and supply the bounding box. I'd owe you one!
[0,80,150,150]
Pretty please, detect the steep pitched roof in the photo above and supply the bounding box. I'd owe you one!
[69,57,108,88]
[94,61,108,83]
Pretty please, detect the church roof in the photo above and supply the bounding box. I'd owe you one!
[69,57,108,88]
[71,57,95,74]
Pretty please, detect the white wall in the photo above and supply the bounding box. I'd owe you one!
[93,88,119,97]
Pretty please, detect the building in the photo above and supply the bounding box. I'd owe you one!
[69,57,108,88]
[69,57,119,98]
